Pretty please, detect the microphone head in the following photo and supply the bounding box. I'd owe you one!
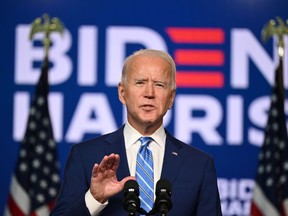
[124,179,139,196]
[123,180,141,213]
[154,179,172,213]
[156,179,172,196]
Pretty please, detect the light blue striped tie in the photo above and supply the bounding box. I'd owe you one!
[136,137,154,213]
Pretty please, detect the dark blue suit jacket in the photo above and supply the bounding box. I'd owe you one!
[51,126,222,216]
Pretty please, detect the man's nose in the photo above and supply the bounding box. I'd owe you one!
[145,82,155,97]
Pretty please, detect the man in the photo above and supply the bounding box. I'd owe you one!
[51,49,222,216]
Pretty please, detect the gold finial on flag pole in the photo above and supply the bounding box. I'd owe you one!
[262,17,288,58]
[29,13,65,61]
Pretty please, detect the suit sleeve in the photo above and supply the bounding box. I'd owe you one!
[50,145,93,216]
[196,157,222,216]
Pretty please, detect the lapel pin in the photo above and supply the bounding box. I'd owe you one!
[172,152,178,156]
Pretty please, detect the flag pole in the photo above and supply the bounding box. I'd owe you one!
[29,13,65,101]
[262,17,288,103]
[262,16,288,58]
[4,14,65,216]
[262,16,287,117]
[250,17,288,216]
[29,13,64,64]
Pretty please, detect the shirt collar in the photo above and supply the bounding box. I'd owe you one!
[124,122,166,149]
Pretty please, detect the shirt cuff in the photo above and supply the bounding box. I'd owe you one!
[85,190,108,216]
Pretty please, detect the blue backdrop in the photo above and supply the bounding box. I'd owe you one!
[1,0,288,215]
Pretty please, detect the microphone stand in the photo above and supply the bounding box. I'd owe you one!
[147,209,168,216]
[138,208,148,216]
[158,209,169,216]
[125,204,138,216]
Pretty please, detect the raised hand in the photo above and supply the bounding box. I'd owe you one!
[90,153,135,203]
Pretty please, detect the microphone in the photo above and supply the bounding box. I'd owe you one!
[123,180,140,215]
[154,179,172,215]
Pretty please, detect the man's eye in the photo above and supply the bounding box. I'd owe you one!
[155,83,165,88]
[136,81,145,85]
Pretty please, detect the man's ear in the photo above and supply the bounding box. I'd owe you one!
[118,82,126,105]
[168,90,176,109]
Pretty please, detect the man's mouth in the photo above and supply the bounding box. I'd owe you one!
[141,104,155,111]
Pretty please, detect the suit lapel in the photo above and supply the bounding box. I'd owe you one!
[105,126,131,180]
[161,131,185,184]
[103,127,185,184]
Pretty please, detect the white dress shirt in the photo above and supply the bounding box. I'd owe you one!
[85,123,166,216]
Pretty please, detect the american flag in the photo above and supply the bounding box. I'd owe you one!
[250,58,288,216]
[4,59,61,216]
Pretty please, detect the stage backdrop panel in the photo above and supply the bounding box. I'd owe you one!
[1,0,288,215]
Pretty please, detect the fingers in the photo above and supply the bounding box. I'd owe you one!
[92,163,99,178]
[110,154,120,171]
[106,154,116,169]
[92,153,120,177]
[100,153,119,170]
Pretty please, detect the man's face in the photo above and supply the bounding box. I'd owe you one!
[118,55,175,132]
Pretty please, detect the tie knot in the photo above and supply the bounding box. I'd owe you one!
[139,136,153,147]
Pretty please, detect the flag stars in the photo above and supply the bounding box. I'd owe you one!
[20,149,27,158]
[49,188,57,197]
[252,61,288,214]
[36,193,45,203]
[266,164,272,173]
[29,121,37,130]
[35,145,44,154]
[32,159,41,168]
[46,153,53,161]
[280,175,287,184]
[19,163,28,172]
[40,180,48,189]
[43,166,50,175]
[43,118,50,126]
[7,68,61,213]
[265,151,271,159]
[284,161,288,170]
[30,107,36,115]
[266,178,273,186]
[259,153,264,160]
[39,131,47,140]
[30,174,37,182]
[258,166,264,174]
[52,174,60,183]
[271,94,277,103]
[272,123,279,131]
[49,139,55,148]
[37,97,45,106]
[271,108,278,117]
[279,141,285,150]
